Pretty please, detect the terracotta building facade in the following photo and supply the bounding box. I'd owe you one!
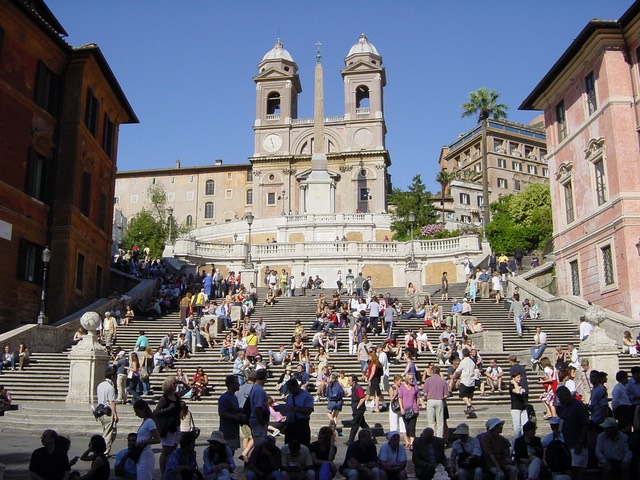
[521,1,640,320]
[0,0,137,330]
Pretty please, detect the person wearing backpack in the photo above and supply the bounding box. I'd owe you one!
[542,417,571,479]
[514,421,543,480]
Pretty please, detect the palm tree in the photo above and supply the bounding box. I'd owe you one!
[435,170,454,224]
[461,88,508,122]
[461,88,508,224]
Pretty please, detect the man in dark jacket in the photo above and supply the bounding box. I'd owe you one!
[514,421,543,480]
[412,427,446,480]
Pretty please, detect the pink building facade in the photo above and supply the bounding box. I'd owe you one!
[521,1,640,322]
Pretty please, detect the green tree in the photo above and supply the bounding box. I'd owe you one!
[121,183,192,258]
[389,174,438,240]
[122,209,167,258]
[461,88,508,225]
[484,184,552,254]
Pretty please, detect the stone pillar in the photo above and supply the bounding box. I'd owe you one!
[579,306,620,388]
[66,312,110,404]
[472,331,504,353]
[240,268,258,291]
[404,266,422,306]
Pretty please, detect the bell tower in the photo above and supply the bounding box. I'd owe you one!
[253,40,302,157]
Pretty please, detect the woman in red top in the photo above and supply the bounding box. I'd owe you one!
[190,367,208,400]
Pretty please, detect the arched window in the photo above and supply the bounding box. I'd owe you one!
[186,215,193,226]
[356,85,370,108]
[204,202,214,219]
[205,179,215,195]
[246,189,253,205]
[267,92,281,115]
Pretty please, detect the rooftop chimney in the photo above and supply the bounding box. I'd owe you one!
[175,159,181,169]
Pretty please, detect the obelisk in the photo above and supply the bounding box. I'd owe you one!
[305,42,335,213]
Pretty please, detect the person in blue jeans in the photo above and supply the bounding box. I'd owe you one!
[529,327,547,369]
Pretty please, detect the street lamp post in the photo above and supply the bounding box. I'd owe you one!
[245,212,254,269]
[166,207,174,245]
[408,211,417,268]
[37,246,51,325]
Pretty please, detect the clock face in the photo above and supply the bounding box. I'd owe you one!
[263,134,282,153]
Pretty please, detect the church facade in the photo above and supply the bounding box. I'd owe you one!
[114,35,392,233]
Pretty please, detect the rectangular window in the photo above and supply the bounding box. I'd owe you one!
[461,215,471,224]
[84,88,99,136]
[528,165,538,175]
[204,202,214,219]
[17,240,40,283]
[512,162,522,172]
[114,196,119,205]
[497,178,508,189]
[569,260,580,295]
[34,61,61,117]
[594,159,607,205]
[225,189,232,199]
[556,101,567,141]
[359,188,369,201]
[167,192,175,202]
[76,253,85,291]
[514,180,521,191]
[131,194,139,204]
[473,163,482,173]
[477,196,484,207]
[98,192,107,230]
[246,189,253,205]
[80,172,91,217]
[601,245,615,286]
[227,173,232,180]
[525,146,533,159]
[493,139,504,152]
[497,158,506,168]
[26,149,47,201]
[186,191,194,201]
[460,193,470,205]
[95,265,103,299]
[102,114,115,158]
[247,170,254,182]
[564,181,575,224]
[98,192,107,231]
[267,192,276,205]
[542,167,549,177]
[585,71,597,115]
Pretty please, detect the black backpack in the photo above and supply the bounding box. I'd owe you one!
[544,439,571,472]
[363,280,370,291]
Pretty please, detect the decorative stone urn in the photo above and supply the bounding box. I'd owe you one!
[66,312,110,403]
[579,305,620,388]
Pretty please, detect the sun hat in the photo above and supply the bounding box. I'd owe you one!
[207,431,226,444]
[386,431,400,441]
[453,423,470,435]
[485,418,505,431]
[600,417,618,429]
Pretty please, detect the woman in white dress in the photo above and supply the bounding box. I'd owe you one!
[388,375,407,436]
[133,399,160,480]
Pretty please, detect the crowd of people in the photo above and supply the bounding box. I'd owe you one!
[24,252,640,479]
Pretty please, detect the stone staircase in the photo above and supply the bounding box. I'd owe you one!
[0,283,635,437]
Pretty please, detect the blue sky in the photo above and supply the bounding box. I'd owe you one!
[48,0,630,194]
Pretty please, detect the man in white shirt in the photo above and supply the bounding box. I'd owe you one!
[579,316,593,342]
[377,345,390,393]
[368,297,381,335]
[530,327,548,370]
[454,348,477,414]
[96,367,118,455]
